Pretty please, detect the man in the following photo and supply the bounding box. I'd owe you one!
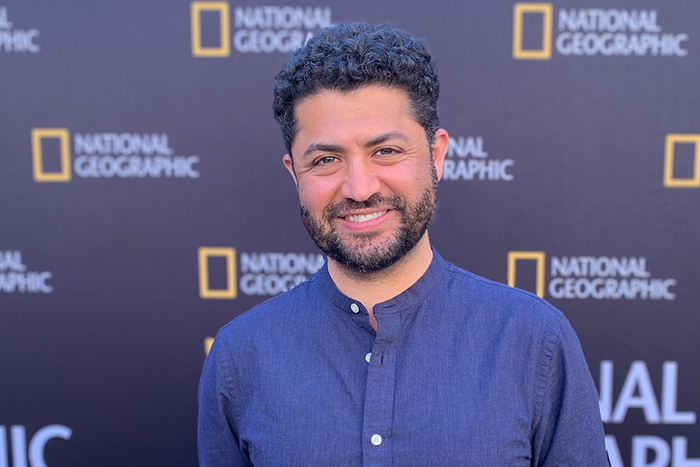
[199,23,608,466]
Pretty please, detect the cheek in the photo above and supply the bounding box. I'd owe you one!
[380,164,431,194]
[298,177,341,210]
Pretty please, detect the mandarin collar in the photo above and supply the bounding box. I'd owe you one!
[317,248,447,316]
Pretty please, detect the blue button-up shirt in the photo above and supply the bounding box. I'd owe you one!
[198,250,607,466]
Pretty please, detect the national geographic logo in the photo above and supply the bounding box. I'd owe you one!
[1,425,72,467]
[442,135,513,182]
[190,2,331,57]
[198,247,324,299]
[0,6,40,53]
[513,3,690,59]
[664,134,700,188]
[31,129,200,182]
[0,250,52,293]
[507,251,677,300]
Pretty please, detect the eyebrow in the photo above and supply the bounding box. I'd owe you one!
[363,131,410,148]
[301,143,344,161]
[300,131,410,160]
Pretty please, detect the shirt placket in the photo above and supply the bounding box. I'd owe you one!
[361,311,401,467]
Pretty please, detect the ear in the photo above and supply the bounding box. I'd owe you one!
[431,129,449,181]
[283,154,298,188]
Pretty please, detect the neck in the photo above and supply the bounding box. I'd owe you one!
[327,233,434,328]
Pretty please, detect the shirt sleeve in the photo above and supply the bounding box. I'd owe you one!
[532,316,609,466]
[198,336,252,467]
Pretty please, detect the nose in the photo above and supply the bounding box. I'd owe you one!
[340,156,381,202]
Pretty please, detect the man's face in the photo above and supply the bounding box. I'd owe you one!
[284,85,447,274]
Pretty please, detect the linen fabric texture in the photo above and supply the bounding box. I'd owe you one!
[198,250,608,466]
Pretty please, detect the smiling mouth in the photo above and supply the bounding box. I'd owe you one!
[343,210,388,223]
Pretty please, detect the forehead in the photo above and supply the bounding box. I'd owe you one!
[292,86,420,145]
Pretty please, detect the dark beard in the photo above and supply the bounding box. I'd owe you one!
[300,166,438,274]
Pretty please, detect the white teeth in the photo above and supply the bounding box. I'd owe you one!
[345,210,387,223]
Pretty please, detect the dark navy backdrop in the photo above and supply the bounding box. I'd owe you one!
[1,1,698,466]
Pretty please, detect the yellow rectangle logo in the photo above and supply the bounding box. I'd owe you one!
[664,134,700,188]
[204,336,214,355]
[31,128,71,182]
[507,251,546,298]
[198,247,237,299]
[513,3,552,60]
[191,1,230,57]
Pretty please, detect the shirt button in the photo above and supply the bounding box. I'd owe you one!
[365,352,372,363]
[371,434,382,446]
[350,303,360,313]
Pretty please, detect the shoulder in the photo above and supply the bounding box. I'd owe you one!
[203,269,334,397]
[441,260,567,331]
[438,262,595,406]
[213,269,326,349]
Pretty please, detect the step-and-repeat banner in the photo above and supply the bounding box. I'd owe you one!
[1,1,698,466]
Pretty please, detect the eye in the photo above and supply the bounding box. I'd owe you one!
[315,155,337,165]
[375,147,401,157]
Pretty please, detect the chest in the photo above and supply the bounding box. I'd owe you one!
[236,336,536,466]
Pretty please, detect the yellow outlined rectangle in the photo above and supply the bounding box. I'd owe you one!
[507,251,546,298]
[31,128,71,182]
[513,3,553,59]
[664,134,700,187]
[204,336,214,355]
[191,1,230,57]
[198,247,236,299]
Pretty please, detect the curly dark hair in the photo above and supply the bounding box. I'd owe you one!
[273,22,440,157]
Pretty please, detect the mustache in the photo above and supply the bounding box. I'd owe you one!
[324,193,404,220]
